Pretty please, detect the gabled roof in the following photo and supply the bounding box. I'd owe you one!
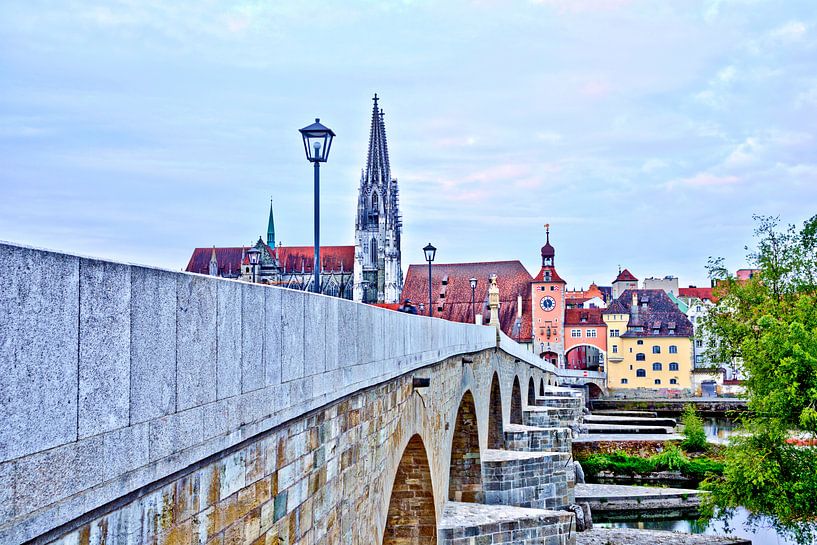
[565,308,605,326]
[614,268,638,283]
[679,286,716,302]
[401,260,533,341]
[185,245,354,276]
[603,289,693,337]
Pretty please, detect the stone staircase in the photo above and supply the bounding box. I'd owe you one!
[438,385,585,544]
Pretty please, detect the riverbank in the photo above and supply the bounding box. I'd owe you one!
[577,527,751,545]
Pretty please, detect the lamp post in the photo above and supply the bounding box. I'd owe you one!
[299,118,336,293]
[423,243,436,317]
[469,277,477,324]
[247,246,261,284]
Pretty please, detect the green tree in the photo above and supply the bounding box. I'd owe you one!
[700,215,817,543]
[681,404,708,452]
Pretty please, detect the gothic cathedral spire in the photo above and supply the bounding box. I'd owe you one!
[354,94,403,304]
[267,198,275,247]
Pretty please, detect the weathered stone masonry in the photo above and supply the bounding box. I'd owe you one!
[0,241,584,545]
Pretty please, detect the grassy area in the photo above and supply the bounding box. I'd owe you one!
[578,444,724,482]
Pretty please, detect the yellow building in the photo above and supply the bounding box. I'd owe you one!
[603,290,694,391]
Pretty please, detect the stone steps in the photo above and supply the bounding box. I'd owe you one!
[439,501,574,545]
[524,406,578,429]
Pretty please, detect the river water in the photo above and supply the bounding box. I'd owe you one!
[597,507,801,544]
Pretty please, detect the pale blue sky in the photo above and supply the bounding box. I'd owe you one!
[1,0,815,289]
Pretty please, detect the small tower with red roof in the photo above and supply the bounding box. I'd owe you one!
[531,224,567,367]
[612,267,638,299]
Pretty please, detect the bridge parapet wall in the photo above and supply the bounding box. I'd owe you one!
[0,242,497,545]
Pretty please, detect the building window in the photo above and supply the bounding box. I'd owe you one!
[696,305,702,312]
[652,328,660,335]
[636,369,646,377]
[545,271,552,282]
[654,379,661,385]
[551,286,556,291]
[612,345,618,354]
[652,346,661,354]
[652,362,663,371]
[695,340,703,348]
[610,329,620,337]
[571,329,581,338]
[669,362,679,371]
[637,340,644,345]
[587,329,597,338]
[636,353,645,361]
[370,237,378,265]
[695,355,703,364]
[669,345,678,354]
[670,378,678,385]
[621,378,629,384]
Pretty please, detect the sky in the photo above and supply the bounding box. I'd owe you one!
[1,0,816,290]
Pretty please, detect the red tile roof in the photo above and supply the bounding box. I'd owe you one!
[401,261,534,341]
[185,245,354,276]
[532,266,566,283]
[679,286,716,302]
[564,308,605,326]
[614,268,638,283]
[276,246,354,274]
[186,247,246,276]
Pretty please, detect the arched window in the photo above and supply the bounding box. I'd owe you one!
[370,237,378,265]
[670,378,678,385]
[326,282,339,297]
[654,379,662,385]
[636,353,646,361]
[652,346,661,354]
[669,362,679,371]
[636,369,646,377]
[652,362,663,371]
[669,345,678,354]
[371,191,379,211]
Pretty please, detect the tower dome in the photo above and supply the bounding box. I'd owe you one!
[541,224,555,264]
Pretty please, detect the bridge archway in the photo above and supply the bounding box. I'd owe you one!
[383,434,437,545]
[488,372,504,449]
[511,376,522,424]
[449,390,483,503]
[527,377,536,406]
[587,383,604,399]
[539,377,545,396]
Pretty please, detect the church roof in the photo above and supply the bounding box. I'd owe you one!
[365,93,391,183]
[401,260,534,342]
[185,245,354,276]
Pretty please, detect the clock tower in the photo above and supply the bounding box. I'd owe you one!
[531,224,566,367]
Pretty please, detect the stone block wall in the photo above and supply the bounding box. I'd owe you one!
[0,242,501,545]
[482,451,569,510]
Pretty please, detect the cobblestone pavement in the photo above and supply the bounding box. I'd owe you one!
[577,527,751,544]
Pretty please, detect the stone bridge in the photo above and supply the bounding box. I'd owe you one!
[0,242,603,545]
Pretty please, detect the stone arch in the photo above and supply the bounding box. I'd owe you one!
[539,377,545,396]
[527,377,536,406]
[588,383,604,399]
[511,376,522,424]
[449,390,483,503]
[488,373,503,449]
[383,434,437,545]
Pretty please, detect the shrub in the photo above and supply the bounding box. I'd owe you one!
[681,404,708,452]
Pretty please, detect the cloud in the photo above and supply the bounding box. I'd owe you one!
[694,65,737,108]
[768,20,807,42]
[724,137,762,167]
[666,173,740,190]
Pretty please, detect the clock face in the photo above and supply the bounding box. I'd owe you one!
[540,296,555,312]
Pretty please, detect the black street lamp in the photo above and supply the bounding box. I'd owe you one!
[299,118,336,294]
[423,243,436,317]
[469,277,477,323]
[247,247,261,284]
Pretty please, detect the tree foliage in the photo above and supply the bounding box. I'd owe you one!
[700,214,817,543]
[681,404,708,452]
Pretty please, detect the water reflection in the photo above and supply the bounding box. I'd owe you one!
[598,507,799,545]
[702,416,740,444]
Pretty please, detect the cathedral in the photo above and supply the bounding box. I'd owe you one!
[185,95,403,304]
[353,94,403,304]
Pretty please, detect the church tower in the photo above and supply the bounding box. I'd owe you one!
[531,224,567,367]
[354,94,403,303]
